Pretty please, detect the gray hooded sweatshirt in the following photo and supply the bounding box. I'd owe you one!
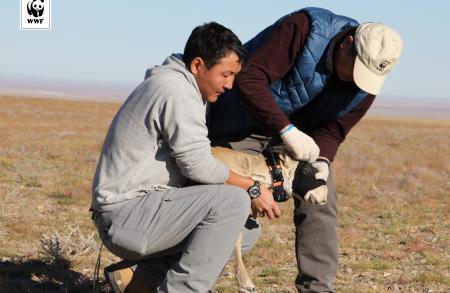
[92,54,229,212]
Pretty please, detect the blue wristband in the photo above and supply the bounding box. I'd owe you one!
[279,124,294,136]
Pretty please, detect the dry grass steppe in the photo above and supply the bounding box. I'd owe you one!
[0,95,449,292]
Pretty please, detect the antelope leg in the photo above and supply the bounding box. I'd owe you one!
[235,232,257,293]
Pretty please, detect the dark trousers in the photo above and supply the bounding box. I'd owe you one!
[294,171,338,292]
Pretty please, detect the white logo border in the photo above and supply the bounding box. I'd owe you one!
[20,0,52,30]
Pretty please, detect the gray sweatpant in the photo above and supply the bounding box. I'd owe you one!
[95,184,261,292]
[221,135,339,292]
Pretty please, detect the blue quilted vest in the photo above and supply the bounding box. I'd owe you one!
[244,7,368,119]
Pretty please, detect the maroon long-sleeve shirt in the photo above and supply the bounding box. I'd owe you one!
[236,12,375,161]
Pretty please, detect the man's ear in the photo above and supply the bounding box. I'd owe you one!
[344,35,354,50]
[346,34,354,44]
[339,35,354,49]
[338,35,355,58]
[190,57,204,75]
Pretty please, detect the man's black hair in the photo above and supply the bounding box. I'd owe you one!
[183,22,246,69]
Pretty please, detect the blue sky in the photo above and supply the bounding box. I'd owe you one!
[2,0,450,99]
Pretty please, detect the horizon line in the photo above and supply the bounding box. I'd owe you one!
[1,74,449,101]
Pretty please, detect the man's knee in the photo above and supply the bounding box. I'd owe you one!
[217,185,251,217]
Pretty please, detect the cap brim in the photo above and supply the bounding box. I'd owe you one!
[353,57,385,95]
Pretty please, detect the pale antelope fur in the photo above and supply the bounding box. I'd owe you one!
[211,146,300,293]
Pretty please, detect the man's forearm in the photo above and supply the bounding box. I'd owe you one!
[226,170,255,192]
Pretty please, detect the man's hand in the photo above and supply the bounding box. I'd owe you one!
[280,125,319,163]
[251,185,281,220]
[226,171,281,219]
[312,159,329,181]
[304,185,328,205]
[304,158,330,205]
[291,159,330,205]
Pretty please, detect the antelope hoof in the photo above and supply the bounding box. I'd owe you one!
[238,286,257,293]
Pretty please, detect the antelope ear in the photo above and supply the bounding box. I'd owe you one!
[279,149,295,169]
[280,149,298,194]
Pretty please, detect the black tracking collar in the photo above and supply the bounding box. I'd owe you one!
[262,147,290,202]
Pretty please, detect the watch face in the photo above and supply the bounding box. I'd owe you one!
[248,182,261,198]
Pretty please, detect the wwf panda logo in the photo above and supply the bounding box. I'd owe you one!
[27,0,44,18]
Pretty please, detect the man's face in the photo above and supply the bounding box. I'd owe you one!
[190,52,242,103]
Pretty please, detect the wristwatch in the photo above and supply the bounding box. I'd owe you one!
[247,180,261,199]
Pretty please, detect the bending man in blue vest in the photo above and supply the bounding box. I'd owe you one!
[208,7,403,292]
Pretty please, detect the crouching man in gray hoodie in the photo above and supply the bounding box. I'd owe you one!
[91,22,281,293]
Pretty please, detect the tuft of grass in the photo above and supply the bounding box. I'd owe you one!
[350,258,392,271]
[0,249,17,258]
[47,190,75,205]
[25,179,42,188]
[0,157,15,169]
[420,251,448,266]
[413,273,450,286]
[39,233,69,266]
[377,208,407,236]
[259,267,283,278]
[255,239,276,249]
[39,225,98,262]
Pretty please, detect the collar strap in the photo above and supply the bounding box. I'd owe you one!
[263,147,290,202]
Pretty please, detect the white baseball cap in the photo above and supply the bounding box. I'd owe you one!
[353,23,403,95]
